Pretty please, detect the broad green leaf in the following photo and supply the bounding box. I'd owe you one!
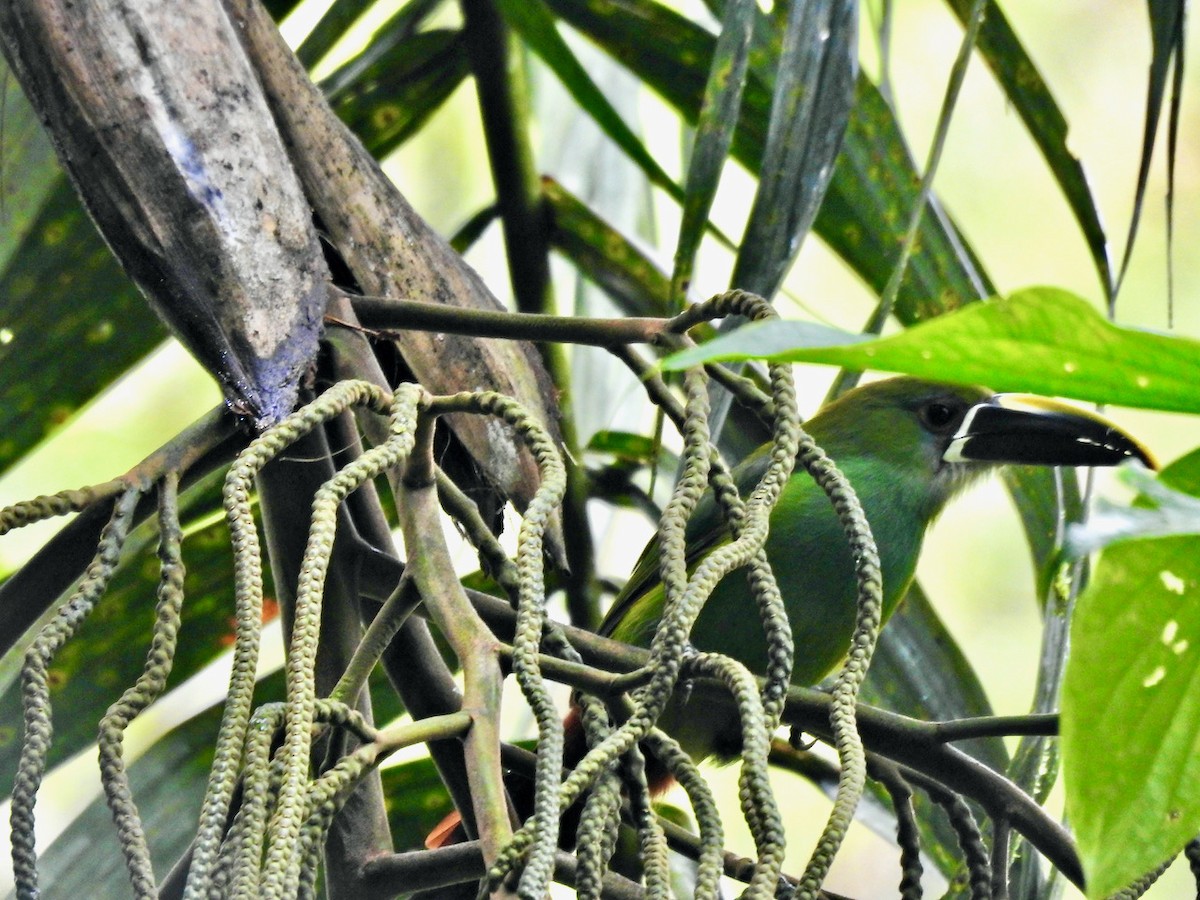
[1061,533,1200,898]
[731,0,856,300]
[1055,439,1200,900]
[943,0,1114,300]
[663,286,1200,414]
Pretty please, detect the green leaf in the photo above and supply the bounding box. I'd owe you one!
[261,0,306,21]
[543,177,672,317]
[32,673,285,897]
[0,179,165,478]
[450,204,502,254]
[546,0,993,321]
[731,0,856,300]
[943,0,1114,299]
[1065,449,1200,559]
[0,473,251,776]
[1159,447,1200,496]
[663,286,1200,414]
[0,61,61,275]
[495,0,684,203]
[669,0,755,303]
[297,0,446,73]
[585,430,678,519]
[866,584,1006,770]
[1067,465,1200,557]
[804,72,993,321]
[322,29,470,160]
[294,0,369,71]
[586,429,676,468]
[1115,0,1186,294]
[1061,533,1200,897]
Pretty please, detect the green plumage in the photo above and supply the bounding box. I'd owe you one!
[598,379,1000,758]
[596,376,1152,764]
[604,378,994,687]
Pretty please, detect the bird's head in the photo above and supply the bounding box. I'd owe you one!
[811,377,1156,521]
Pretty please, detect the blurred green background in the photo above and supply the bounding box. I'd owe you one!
[1,0,1197,896]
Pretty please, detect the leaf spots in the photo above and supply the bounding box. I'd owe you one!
[41,218,68,246]
[86,320,114,344]
[1160,570,1187,595]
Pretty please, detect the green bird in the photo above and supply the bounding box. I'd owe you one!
[427,377,1154,848]
[597,376,1155,766]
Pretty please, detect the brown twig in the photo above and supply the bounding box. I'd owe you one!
[347,294,670,346]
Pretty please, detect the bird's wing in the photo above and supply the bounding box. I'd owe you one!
[600,450,774,640]
[599,519,730,639]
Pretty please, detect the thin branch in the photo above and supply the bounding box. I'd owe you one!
[932,714,1058,743]
[460,587,1084,888]
[358,841,646,898]
[991,817,1012,900]
[0,405,240,659]
[347,294,668,345]
[371,713,473,758]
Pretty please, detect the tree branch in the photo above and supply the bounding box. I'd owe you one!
[460,588,1084,888]
[347,294,668,346]
[396,407,514,868]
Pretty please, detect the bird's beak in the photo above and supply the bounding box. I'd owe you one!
[943,394,1157,469]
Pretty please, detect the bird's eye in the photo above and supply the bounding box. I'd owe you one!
[919,401,960,432]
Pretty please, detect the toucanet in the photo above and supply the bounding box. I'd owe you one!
[595,376,1154,766]
[427,376,1154,846]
